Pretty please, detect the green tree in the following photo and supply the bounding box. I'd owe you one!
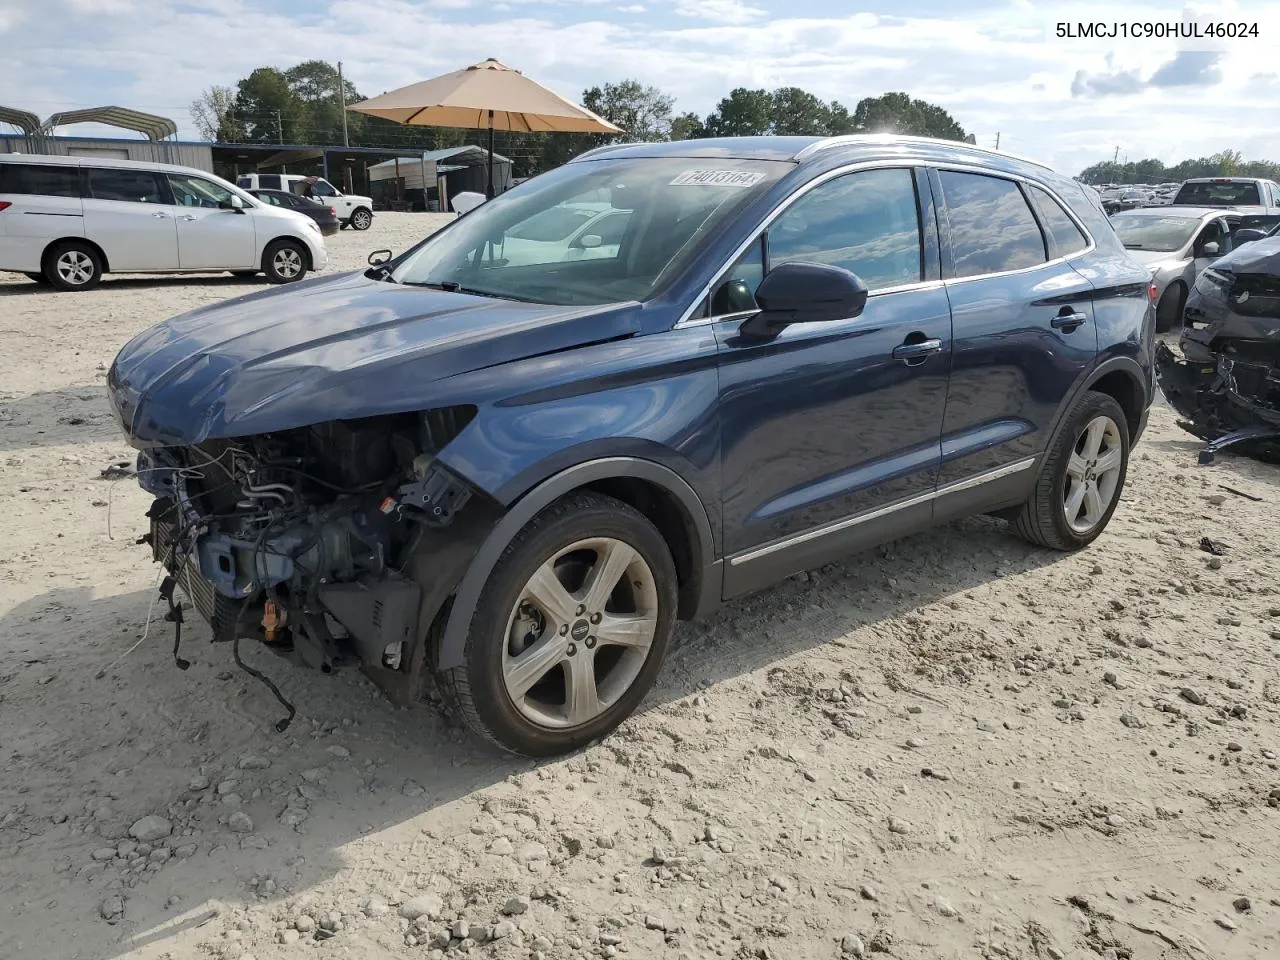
[668,111,706,141]
[583,80,675,142]
[232,67,305,143]
[704,88,773,137]
[769,87,832,136]
[850,92,968,140]
[284,60,364,144]
[825,101,855,135]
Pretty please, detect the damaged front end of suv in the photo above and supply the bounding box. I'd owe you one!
[1155,237,1280,463]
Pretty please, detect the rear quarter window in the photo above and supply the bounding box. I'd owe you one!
[1027,184,1090,258]
[0,163,82,198]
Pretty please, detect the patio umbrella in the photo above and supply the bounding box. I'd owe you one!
[347,58,623,199]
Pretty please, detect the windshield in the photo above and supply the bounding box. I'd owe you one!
[1173,181,1260,206]
[1110,214,1200,252]
[389,157,790,305]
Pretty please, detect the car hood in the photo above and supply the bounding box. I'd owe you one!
[108,270,640,446]
[1210,235,1280,275]
[1127,249,1187,270]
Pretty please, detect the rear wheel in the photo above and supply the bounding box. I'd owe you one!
[1155,283,1185,333]
[261,239,308,284]
[438,492,677,756]
[43,241,103,291]
[1013,391,1129,551]
[350,207,372,231]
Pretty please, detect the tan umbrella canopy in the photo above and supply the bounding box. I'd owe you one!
[348,58,622,197]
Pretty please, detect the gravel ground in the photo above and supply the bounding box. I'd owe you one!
[2,213,1280,960]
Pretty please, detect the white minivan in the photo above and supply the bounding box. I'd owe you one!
[236,173,373,231]
[0,155,329,290]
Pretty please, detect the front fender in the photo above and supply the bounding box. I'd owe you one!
[435,457,719,672]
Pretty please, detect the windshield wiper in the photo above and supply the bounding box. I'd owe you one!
[403,280,536,303]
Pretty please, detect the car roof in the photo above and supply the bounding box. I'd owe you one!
[570,134,1054,177]
[1112,206,1225,219]
[0,151,218,181]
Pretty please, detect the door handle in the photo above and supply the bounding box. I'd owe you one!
[1052,309,1089,331]
[892,337,943,365]
[151,212,170,218]
[179,214,198,222]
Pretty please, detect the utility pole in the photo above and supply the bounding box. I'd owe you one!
[337,61,349,147]
[1113,145,1120,163]
[994,131,1000,149]
[276,110,284,144]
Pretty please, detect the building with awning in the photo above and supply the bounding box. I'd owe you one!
[366,146,513,211]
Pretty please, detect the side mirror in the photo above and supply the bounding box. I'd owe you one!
[578,234,603,249]
[1233,228,1265,245]
[368,249,392,266]
[225,194,246,213]
[738,262,868,340]
[1200,241,1220,257]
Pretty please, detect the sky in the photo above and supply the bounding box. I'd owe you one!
[3,0,1278,176]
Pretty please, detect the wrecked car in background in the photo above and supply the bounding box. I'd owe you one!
[1156,234,1280,463]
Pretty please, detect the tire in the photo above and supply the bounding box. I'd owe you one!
[438,491,678,757]
[43,241,103,291]
[261,239,308,284]
[350,207,373,231]
[339,221,350,230]
[1155,283,1184,333]
[1013,391,1129,551]
[25,272,50,285]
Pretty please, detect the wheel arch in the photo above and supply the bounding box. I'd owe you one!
[43,236,110,273]
[1042,355,1149,462]
[435,457,720,672]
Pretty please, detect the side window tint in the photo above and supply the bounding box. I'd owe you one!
[939,171,1047,277]
[167,174,233,208]
[1029,184,1089,257]
[86,168,164,204]
[0,163,82,197]
[767,168,922,291]
[710,239,764,315]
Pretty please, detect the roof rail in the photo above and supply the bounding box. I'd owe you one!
[793,134,1052,171]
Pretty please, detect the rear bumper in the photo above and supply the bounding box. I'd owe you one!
[0,236,43,273]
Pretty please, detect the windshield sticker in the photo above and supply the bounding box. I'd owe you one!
[669,169,766,187]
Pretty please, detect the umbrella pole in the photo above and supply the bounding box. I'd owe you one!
[486,110,495,199]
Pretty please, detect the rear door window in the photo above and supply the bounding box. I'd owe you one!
[258,174,282,190]
[0,163,82,197]
[938,171,1047,278]
[85,168,166,204]
[1027,184,1089,258]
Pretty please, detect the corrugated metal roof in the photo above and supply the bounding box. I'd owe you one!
[0,106,42,136]
[43,107,177,141]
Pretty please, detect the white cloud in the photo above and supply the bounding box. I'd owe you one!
[3,0,1278,174]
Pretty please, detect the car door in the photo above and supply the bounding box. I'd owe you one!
[712,165,952,596]
[166,173,256,269]
[931,168,1098,500]
[81,167,178,271]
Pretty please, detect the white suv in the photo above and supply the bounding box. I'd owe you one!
[236,173,373,231]
[0,155,328,291]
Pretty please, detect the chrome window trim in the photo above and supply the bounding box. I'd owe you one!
[727,457,1037,567]
[792,134,1052,172]
[930,163,1098,285]
[674,159,927,329]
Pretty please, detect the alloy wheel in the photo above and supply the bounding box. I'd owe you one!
[1063,415,1124,533]
[352,210,372,230]
[56,250,95,286]
[273,248,302,279]
[501,537,658,729]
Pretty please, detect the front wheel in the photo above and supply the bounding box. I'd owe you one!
[1013,391,1130,551]
[438,492,677,756]
[1155,283,1184,333]
[261,239,308,284]
[350,207,372,231]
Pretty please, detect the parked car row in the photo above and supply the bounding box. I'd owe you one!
[1093,177,1280,217]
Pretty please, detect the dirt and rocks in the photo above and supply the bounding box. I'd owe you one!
[2,213,1280,960]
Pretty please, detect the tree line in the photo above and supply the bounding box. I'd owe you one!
[1077,151,1280,185]
[191,63,972,178]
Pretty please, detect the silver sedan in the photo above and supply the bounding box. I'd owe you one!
[1108,207,1240,331]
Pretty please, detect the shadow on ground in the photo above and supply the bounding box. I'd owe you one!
[0,514,1061,958]
[0,275,265,297]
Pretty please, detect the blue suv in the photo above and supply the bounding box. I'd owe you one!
[108,135,1156,755]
